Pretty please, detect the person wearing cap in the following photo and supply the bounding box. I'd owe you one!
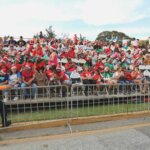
[8,66,22,101]
[21,65,37,99]
[53,67,72,97]
[0,85,11,127]
[14,58,22,72]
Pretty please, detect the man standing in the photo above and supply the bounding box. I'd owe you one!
[0,85,11,127]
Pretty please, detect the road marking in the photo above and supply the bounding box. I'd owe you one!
[0,121,150,145]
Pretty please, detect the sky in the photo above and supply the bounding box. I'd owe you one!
[0,0,150,40]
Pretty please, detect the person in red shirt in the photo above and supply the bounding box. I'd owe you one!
[92,69,104,95]
[34,56,46,72]
[32,43,43,57]
[22,58,34,70]
[67,46,75,58]
[0,58,12,73]
[94,59,104,72]
[21,65,37,99]
[124,68,135,93]
[81,66,94,95]
[53,67,71,86]
[65,58,76,77]
[92,70,103,84]
[48,46,58,67]
[53,67,72,97]
[46,67,55,84]
[14,58,22,72]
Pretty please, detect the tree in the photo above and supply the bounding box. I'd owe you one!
[45,26,56,39]
[96,31,132,41]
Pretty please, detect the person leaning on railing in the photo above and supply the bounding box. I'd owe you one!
[0,85,11,127]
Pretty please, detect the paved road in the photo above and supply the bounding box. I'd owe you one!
[0,117,150,150]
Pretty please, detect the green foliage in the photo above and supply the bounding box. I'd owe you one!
[139,40,149,48]
[45,26,56,39]
[96,31,132,41]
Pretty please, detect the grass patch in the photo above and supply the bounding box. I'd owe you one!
[7,102,150,123]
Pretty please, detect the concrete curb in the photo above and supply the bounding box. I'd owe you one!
[0,111,150,133]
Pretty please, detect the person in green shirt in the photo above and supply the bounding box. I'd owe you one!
[102,67,113,81]
[105,59,114,71]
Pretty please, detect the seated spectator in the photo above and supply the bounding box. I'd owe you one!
[53,67,72,86]
[124,68,135,93]
[8,66,22,101]
[102,67,113,83]
[105,59,114,71]
[92,69,104,95]
[70,70,81,83]
[112,67,128,94]
[46,66,57,85]
[34,56,46,72]
[131,67,147,93]
[144,54,150,65]
[14,58,22,72]
[53,67,72,97]
[21,65,37,99]
[32,43,43,57]
[65,58,76,77]
[81,66,95,95]
[92,70,103,84]
[67,46,75,58]
[48,46,58,67]
[94,58,104,72]
[35,68,47,86]
[102,66,115,94]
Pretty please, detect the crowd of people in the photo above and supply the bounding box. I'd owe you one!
[0,33,150,101]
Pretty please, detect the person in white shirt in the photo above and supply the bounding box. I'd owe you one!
[8,66,22,101]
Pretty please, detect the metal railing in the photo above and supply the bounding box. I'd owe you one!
[0,83,150,128]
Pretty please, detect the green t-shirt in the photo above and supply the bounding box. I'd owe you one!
[102,72,113,79]
[105,63,114,70]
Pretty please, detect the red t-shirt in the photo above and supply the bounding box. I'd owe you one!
[34,61,45,70]
[105,48,111,56]
[55,71,68,82]
[131,71,138,80]
[81,71,92,78]
[93,74,102,84]
[95,62,104,71]
[125,72,132,81]
[15,63,22,72]
[60,52,67,58]
[67,50,75,58]
[33,47,43,56]
[22,70,35,82]
[46,70,53,80]
[65,62,76,72]
[22,62,34,68]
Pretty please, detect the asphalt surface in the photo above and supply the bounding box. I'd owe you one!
[0,117,150,150]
